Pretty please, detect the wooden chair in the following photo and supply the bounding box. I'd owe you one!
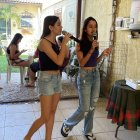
[2,46,26,84]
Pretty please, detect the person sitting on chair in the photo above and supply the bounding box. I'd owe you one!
[25,36,71,87]
[25,49,40,87]
[7,33,30,67]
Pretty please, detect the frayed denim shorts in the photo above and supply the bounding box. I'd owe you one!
[38,71,62,96]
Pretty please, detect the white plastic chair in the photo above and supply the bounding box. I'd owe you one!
[2,46,26,84]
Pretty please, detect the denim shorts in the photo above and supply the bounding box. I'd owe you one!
[38,71,62,96]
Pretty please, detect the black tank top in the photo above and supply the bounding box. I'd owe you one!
[7,45,19,60]
[38,38,60,71]
[7,45,19,55]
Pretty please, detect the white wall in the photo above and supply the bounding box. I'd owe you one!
[41,0,77,36]
[83,0,112,42]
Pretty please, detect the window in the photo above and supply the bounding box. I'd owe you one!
[0,19,11,39]
[0,19,6,33]
[21,15,32,27]
[20,11,33,28]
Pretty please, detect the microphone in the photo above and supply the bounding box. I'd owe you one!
[62,30,81,43]
[93,32,97,40]
[93,32,98,50]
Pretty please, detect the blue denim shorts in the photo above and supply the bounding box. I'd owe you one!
[38,71,62,96]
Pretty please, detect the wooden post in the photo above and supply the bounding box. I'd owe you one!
[76,0,82,38]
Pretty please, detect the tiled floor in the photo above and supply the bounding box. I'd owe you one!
[0,73,140,140]
[0,98,140,140]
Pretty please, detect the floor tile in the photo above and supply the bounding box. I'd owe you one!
[6,103,33,114]
[94,118,117,132]
[96,100,108,115]
[53,136,77,140]
[55,109,65,121]
[109,130,140,140]
[5,112,35,127]
[4,125,41,140]
[71,120,84,135]
[0,105,6,115]
[94,110,107,118]
[39,122,74,139]
[0,114,5,127]
[0,95,140,140]
[32,102,40,111]
[61,108,77,119]
[58,99,78,109]
[93,132,113,140]
[92,119,105,133]
[34,109,65,122]
[0,127,4,140]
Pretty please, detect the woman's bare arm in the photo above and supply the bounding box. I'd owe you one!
[39,39,67,66]
[9,45,20,59]
[97,48,112,63]
[76,41,97,67]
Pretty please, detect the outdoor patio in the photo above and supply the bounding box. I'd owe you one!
[0,72,78,104]
[0,73,140,140]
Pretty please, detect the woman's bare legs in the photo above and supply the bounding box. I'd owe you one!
[24,93,60,140]
[16,60,30,67]
[17,60,30,77]
[45,93,60,140]
[25,69,36,86]
[24,95,52,140]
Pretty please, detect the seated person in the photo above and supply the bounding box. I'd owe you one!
[25,35,71,87]
[7,33,30,67]
[25,49,40,87]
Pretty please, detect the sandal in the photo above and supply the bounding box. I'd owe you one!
[61,122,71,137]
[85,133,96,140]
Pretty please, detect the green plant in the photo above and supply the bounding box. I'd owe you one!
[66,41,79,79]
[0,4,20,38]
[0,35,4,55]
[0,47,3,55]
[0,55,28,73]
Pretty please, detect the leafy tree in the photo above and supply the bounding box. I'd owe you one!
[0,4,20,39]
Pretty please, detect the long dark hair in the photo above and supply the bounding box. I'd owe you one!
[9,33,23,47]
[41,16,59,39]
[57,35,64,43]
[80,17,98,55]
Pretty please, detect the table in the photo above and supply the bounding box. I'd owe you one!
[106,80,140,137]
